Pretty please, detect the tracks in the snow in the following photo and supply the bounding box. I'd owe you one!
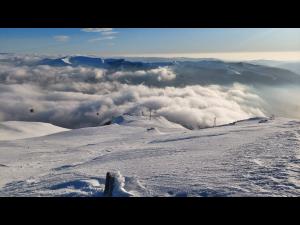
[232,126,300,196]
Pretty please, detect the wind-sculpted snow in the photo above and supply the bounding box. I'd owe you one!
[0,121,69,141]
[0,116,299,196]
[0,54,300,129]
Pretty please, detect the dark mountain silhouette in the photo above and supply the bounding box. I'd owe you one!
[35,56,300,86]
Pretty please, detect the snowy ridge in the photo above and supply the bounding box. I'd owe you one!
[0,116,299,196]
[31,55,300,86]
[61,57,71,65]
[0,121,69,141]
[115,115,187,132]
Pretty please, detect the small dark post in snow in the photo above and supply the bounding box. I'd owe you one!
[149,109,152,120]
[213,117,217,127]
[104,172,115,197]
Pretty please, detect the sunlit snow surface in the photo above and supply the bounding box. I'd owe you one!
[0,121,69,141]
[0,115,299,197]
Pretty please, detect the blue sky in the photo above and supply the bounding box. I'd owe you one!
[0,28,299,60]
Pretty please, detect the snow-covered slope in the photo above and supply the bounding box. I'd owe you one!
[113,115,187,132]
[0,116,299,197]
[249,60,300,75]
[0,121,69,141]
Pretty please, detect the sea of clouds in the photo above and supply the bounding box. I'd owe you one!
[0,54,299,129]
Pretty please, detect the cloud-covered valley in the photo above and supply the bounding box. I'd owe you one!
[0,54,299,129]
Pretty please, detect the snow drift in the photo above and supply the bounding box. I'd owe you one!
[0,121,69,141]
[0,116,299,196]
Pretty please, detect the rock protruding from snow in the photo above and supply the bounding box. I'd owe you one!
[109,171,135,197]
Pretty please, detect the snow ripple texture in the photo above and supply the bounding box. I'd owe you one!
[0,116,299,197]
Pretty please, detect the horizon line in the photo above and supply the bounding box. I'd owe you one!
[2,51,300,62]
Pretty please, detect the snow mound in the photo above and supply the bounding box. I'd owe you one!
[49,179,103,197]
[0,121,69,141]
[111,171,135,197]
[0,170,148,197]
[117,115,187,132]
[105,171,148,197]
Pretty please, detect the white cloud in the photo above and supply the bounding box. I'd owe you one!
[82,28,118,43]
[101,31,118,36]
[81,28,113,32]
[88,36,116,42]
[0,57,268,129]
[2,54,299,129]
[109,67,176,82]
[53,35,70,42]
